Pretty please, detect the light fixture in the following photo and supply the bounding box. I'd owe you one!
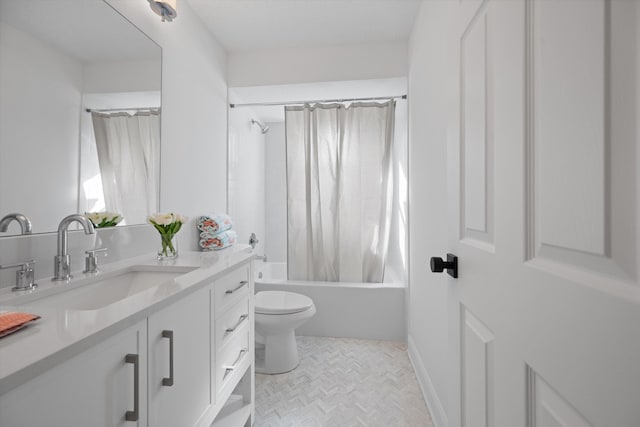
[148,0,177,22]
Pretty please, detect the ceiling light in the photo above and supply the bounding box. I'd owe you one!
[148,0,177,22]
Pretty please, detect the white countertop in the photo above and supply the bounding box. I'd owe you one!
[0,245,256,395]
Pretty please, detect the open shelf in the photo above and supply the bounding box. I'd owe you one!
[210,394,252,427]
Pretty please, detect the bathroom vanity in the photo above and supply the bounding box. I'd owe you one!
[0,246,255,427]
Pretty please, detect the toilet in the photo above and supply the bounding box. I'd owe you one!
[254,291,316,374]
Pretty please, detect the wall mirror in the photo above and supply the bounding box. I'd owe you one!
[0,0,161,236]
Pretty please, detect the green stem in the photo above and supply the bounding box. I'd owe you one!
[160,232,176,257]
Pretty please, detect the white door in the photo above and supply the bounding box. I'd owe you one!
[444,1,640,426]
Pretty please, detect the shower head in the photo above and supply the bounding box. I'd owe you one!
[251,119,269,134]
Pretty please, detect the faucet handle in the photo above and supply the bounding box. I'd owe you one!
[85,247,108,256]
[0,259,34,270]
[0,260,37,292]
[84,248,108,274]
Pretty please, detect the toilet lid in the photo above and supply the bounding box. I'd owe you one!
[255,291,314,315]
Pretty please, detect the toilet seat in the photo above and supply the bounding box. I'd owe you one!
[255,291,314,315]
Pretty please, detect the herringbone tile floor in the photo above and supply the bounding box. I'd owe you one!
[255,336,434,427]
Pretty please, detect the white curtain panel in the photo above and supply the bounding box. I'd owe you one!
[286,101,395,283]
[91,111,160,225]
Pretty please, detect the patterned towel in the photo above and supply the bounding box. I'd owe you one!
[200,229,237,251]
[196,214,233,234]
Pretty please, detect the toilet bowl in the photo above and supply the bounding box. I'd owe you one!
[254,291,316,374]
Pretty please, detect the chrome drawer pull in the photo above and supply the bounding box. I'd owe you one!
[162,330,174,387]
[225,280,248,295]
[223,348,248,380]
[125,354,139,422]
[225,314,249,334]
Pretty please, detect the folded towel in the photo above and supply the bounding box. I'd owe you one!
[200,229,237,251]
[197,214,233,234]
[0,311,40,338]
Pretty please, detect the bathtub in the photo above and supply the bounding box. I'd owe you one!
[254,262,406,341]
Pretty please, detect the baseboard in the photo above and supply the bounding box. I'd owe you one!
[407,335,448,427]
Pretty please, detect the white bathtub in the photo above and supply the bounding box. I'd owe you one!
[254,262,406,341]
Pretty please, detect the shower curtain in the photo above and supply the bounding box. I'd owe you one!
[91,111,160,225]
[286,101,395,283]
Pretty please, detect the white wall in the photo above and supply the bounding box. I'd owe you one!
[0,1,228,288]
[228,41,408,87]
[228,107,266,256]
[264,122,287,262]
[407,2,453,426]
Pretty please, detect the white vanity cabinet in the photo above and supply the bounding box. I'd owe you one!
[0,254,255,427]
[0,320,149,427]
[148,286,211,427]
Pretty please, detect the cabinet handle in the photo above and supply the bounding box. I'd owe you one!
[225,314,249,334]
[162,330,174,387]
[225,280,248,294]
[125,354,139,422]
[223,348,248,380]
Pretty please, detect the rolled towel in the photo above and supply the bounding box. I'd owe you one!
[200,229,237,251]
[197,214,233,234]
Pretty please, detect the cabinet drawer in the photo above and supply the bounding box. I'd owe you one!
[215,296,250,351]
[215,323,250,395]
[214,266,250,315]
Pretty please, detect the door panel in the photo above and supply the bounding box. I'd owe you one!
[527,368,594,427]
[526,0,639,291]
[462,308,495,427]
[533,0,607,256]
[461,0,494,248]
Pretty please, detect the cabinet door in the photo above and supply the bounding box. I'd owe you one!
[0,320,147,427]
[148,287,211,427]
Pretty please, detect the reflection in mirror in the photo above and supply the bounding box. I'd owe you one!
[0,0,161,236]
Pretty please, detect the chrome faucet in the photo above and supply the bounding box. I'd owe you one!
[0,213,32,235]
[53,214,95,281]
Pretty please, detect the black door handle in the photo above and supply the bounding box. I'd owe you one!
[430,254,458,278]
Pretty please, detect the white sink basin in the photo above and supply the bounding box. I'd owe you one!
[26,267,194,310]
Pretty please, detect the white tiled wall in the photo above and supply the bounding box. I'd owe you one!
[227,107,266,256]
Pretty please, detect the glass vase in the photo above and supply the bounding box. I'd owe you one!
[157,234,178,260]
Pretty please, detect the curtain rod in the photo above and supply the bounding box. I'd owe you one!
[85,107,161,113]
[229,94,407,108]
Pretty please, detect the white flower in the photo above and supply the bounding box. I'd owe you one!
[148,212,187,226]
[148,212,174,225]
[86,212,101,222]
[85,211,123,228]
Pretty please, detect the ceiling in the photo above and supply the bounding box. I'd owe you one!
[186,0,422,53]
